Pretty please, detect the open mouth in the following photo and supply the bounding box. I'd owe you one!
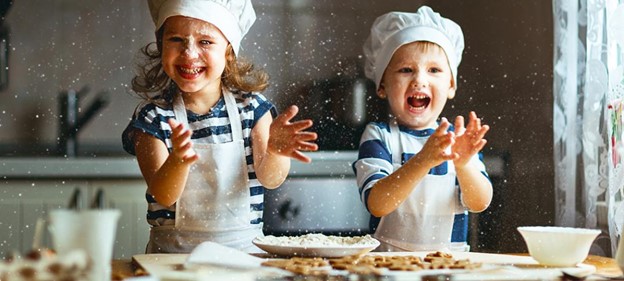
[407,94,430,110]
[177,66,205,78]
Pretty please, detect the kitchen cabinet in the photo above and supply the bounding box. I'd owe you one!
[0,179,149,259]
[0,180,82,257]
[90,180,150,258]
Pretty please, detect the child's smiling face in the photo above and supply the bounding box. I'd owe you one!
[161,16,230,94]
[378,41,456,130]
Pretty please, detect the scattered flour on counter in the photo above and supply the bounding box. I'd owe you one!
[256,233,378,247]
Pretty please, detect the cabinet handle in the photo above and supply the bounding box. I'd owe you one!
[91,188,105,209]
[68,187,82,210]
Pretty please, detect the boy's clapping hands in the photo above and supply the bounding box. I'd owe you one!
[451,111,489,168]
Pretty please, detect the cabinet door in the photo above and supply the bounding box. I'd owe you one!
[89,180,149,259]
[0,180,88,257]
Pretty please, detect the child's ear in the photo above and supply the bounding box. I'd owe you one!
[448,79,457,99]
[377,84,387,99]
[225,44,235,62]
[448,86,456,99]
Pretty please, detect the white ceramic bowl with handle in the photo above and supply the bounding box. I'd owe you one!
[517,226,601,267]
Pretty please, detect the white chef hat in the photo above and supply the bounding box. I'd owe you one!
[363,6,464,90]
[148,0,256,56]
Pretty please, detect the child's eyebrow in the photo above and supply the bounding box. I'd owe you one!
[198,33,218,39]
[163,30,218,39]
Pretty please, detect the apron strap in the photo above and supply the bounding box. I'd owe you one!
[222,89,243,141]
[389,118,402,170]
[172,89,244,142]
[173,94,189,127]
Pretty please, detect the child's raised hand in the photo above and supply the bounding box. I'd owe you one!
[268,105,318,163]
[167,118,199,164]
[418,118,457,167]
[452,111,489,168]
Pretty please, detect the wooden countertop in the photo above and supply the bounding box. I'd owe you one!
[583,255,622,276]
[112,254,624,280]
[112,259,142,280]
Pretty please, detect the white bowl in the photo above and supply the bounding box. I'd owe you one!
[517,226,600,267]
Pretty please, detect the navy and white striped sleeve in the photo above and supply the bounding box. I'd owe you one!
[353,123,394,211]
[243,92,277,124]
[122,103,174,155]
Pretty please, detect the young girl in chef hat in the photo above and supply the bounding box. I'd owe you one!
[122,0,318,253]
[354,6,493,252]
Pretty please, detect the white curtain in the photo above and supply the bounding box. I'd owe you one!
[553,0,624,256]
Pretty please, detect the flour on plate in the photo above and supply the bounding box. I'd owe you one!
[255,233,378,247]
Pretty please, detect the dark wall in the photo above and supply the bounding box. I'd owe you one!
[428,1,554,253]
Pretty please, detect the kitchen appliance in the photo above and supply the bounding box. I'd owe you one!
[292,58,388,151]
[263,151,369,236]
[263,177,370,236]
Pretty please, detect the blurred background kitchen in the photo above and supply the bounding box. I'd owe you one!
[0,0,564,257]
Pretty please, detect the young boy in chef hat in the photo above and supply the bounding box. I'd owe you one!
[354,6,493,252]
[122,0,318,253]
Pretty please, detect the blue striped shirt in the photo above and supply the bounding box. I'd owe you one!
[122,91,276,228]
[353,121,489,241]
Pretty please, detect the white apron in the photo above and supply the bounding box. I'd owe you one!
[147,90,263,253]
[373,119,460,251]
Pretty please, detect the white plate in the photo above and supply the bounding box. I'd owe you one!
[185,241,263,269]
[252,238,380,258]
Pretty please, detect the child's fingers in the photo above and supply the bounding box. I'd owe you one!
[290,150,312,163]
[166,118,199,163]
[449,152,460,161]
[435,118,451,135]
[478,124,490,138]
[454,115,466,135]
[180,141,193,152]
[168,118,190,142]
[431,127,454,149]
[477,139,487,150]
[167,117,179,126]
[275,105,299,124]
[295,140,319,152]
[470,139,487,154]
[289,119,314,132]
[171,127,192,147]
[468,124,489,146]
[182,153,199,163]
[296,131,318,142]
[168,118,182,131]
[468,111,482,130]
[439,150,458,162]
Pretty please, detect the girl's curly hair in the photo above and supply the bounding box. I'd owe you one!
[131,28,269,107]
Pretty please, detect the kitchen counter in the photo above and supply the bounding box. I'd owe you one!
[111,254,624,280]
[0,151,358,179]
